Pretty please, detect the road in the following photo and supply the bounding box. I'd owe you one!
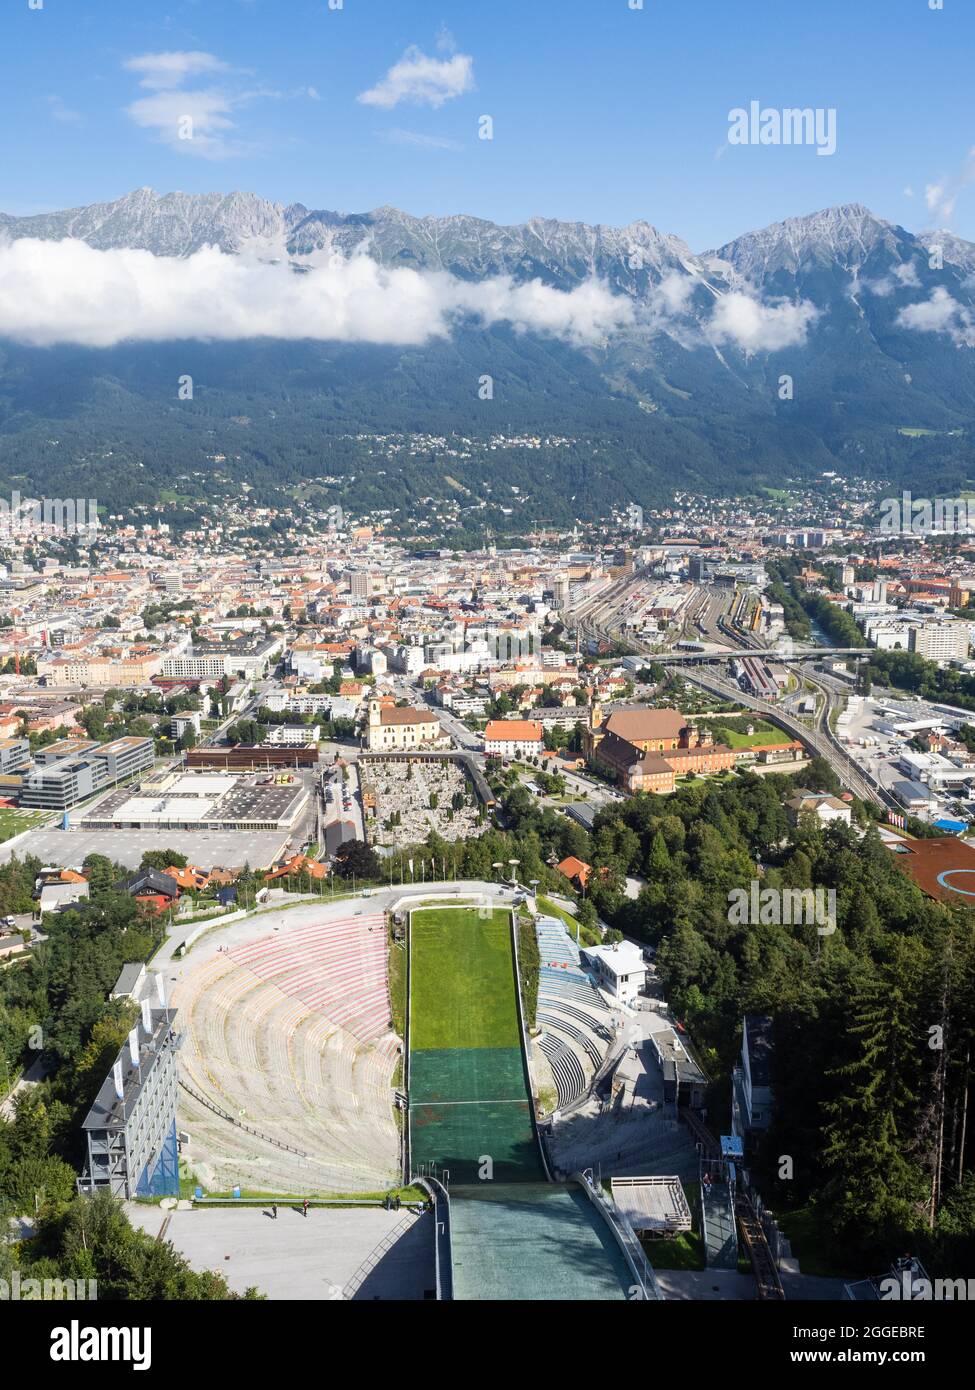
[428,701,482,753]
[569,576,894,810]
[664,661,889,807]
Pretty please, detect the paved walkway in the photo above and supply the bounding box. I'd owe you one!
[0,1054,50,1121]
[654,1267,849,1301]
[127,1204,434,1300]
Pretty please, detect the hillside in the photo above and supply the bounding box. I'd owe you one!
[2,192,974,520]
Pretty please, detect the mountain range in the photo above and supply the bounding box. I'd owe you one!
[1,189,974,526]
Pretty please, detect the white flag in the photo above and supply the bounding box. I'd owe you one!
[154,973,166,1008]
[408,858,414,878]
[112,1058,124,1100]
[128,1028,139,1068]
[141,997,152,1033]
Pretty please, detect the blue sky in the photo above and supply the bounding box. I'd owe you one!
[2,0,973,250]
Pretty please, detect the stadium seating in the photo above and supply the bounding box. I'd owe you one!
[532,917,615,1112]
[173,911,401,1193]
[537,1033,587,1108]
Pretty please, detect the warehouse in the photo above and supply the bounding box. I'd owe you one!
[78,771,309,833]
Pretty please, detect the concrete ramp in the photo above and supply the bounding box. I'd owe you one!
[449,1183,632,1301]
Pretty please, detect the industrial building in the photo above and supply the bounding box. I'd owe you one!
[185,744,319,770]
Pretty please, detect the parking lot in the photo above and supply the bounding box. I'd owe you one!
[0,826,292,871]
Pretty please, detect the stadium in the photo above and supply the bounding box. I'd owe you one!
[160,884,659,1300]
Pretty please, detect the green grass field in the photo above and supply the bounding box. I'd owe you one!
[410,908,520,1051]
[409,906,544,1182]
[0,809,47,844]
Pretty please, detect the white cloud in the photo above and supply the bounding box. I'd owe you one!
[124,51,231,90]
[922,147,975,225]
[126,88,240,159]
[384,128,463,151]
[0,238,828,358]
[708,291,819,352]
[655,272,696,316]
[897,287,975,347]
[0,237,633,350]
[47,95,82,125]
[859,261,921,297]
[358,46,474,109]
[122,50,313,159]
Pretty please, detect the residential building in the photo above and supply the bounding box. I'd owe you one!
[785,791,853,827]
[909,622,970,663]
[80,1002,181,1200]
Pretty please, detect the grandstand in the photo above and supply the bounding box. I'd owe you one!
[173,908,401,1193]
[534,915,616,1110]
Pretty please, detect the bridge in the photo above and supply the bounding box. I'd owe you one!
[649,646,867,666]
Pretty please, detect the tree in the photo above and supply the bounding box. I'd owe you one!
[332,840,380,881]
[647,830,671,878]
[140,850,187,871]
[819,941,928,1258]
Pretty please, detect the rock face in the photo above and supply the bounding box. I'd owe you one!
[0,186,716,292]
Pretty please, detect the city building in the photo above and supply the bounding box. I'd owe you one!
[171,711,201,741]
[908,623,970,663]
[20,736,155,811]
[364,699,446,752]
[265,723,321,746]
[588,707,735,794]
[0,736,30,775]
[483,719,544,759]
[79,770,309,834]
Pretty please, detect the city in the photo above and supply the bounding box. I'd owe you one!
[0,0,971,1366]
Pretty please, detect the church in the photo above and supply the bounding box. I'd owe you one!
[584,703,737,795]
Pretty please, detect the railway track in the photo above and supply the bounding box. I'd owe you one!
[735,1190,785,1300]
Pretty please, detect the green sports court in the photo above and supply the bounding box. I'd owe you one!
[407,905,632,1298]
[409,907,544,1183]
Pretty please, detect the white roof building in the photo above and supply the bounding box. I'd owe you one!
[581,940,647,1003]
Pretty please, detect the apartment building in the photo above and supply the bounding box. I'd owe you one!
[908,622,971,663]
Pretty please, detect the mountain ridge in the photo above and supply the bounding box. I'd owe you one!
[1,190,974,523]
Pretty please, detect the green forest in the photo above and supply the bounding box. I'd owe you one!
[377,762,975,1278]
[0,853,258,1299]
